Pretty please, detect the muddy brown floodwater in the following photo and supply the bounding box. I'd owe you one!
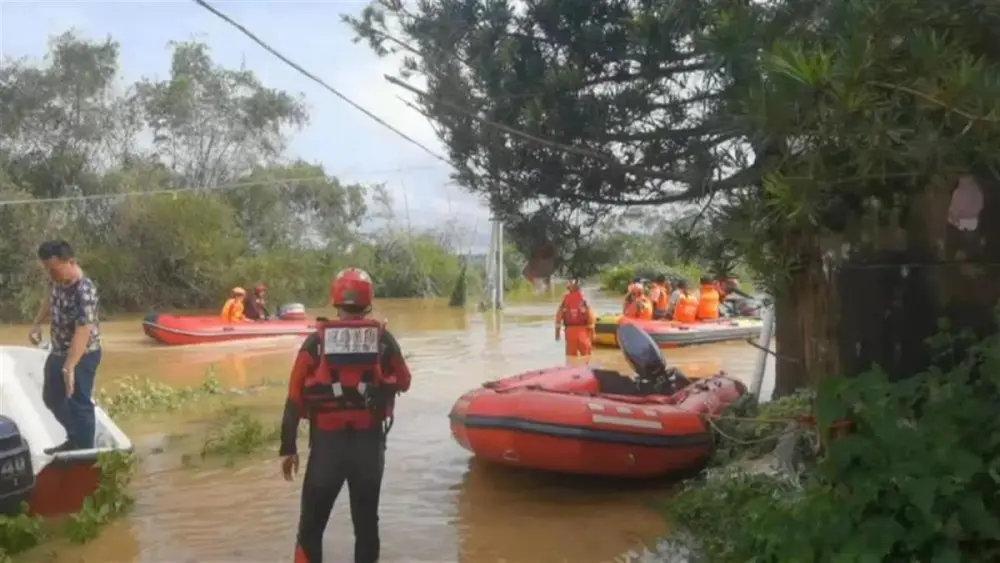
[1,290,767,563]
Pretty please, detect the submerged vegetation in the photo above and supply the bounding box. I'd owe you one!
[98,374,225,418]
[200,407,282,466]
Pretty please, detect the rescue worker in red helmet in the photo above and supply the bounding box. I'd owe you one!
[280,268,411,563]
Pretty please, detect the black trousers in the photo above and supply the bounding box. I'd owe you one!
[296,428,385,563]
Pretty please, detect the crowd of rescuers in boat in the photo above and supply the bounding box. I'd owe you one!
[554,274,755,359]
[623,275,752,322]
[220,283,271,322]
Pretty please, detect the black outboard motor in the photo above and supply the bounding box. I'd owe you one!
[618,324,691,395]
[0,416,34,515]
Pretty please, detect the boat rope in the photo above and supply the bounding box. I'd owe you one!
[704,416,801,446]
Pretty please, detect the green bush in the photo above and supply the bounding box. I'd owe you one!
[65,451,137,543]
[0,503,45,556]
[667,321,1000,562]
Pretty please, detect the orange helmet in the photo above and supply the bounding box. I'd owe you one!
[330,268,374,308]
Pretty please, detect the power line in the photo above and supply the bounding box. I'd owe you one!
[0,175,326,207]
[192,0,452,166]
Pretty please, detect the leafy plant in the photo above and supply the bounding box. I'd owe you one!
[201,408,281,465]
[667,321,1000,561]
[0,502,45,555]
[65,451,137,544]
[98,373,223,418]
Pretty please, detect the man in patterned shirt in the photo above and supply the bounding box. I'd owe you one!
[28,240,102,453]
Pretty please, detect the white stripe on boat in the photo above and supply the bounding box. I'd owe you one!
[592,414,663,430]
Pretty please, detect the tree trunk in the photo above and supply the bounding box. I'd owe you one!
[773,174,1000,395]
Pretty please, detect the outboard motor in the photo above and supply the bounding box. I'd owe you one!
[617,324,690,395]
[278,303,307,321]
[0,416,34,515]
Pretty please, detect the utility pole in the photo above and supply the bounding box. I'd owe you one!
[483,218,504,310]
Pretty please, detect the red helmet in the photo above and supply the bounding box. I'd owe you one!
[330,268,374,308]
[254,283,268,295]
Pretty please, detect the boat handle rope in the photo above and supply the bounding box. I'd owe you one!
[743,338,803,363]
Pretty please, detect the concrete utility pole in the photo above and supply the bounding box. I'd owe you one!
[484,219,504,310]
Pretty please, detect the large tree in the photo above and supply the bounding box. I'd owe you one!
[138,41,308,188]
[0,32,130,198]
[352,0,1000,391]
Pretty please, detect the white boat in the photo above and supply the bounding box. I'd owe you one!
[0,346,132,516]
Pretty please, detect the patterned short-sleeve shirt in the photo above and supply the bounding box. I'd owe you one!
[49,276,102,355]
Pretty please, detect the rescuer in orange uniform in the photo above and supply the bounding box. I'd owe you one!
[696,276,722,320]
[649,275,672,320]
[669,279,699,323]
[623,283,654,320]
[279,268,412,563]
[220,287,246,322]
[555,279,596,357]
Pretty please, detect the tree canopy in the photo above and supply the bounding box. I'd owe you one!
[351,0,1000,284]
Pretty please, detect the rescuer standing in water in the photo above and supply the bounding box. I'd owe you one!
[280,268,412,563]
[555,278,596,357]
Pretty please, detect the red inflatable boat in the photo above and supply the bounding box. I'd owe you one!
[142,313,315,346]
[450,325,746,478]
[593,314,763,348]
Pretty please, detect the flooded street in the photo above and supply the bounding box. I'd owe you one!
[1,290,765,562]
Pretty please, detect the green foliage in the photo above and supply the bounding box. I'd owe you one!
[222,162,366,251]
[709,389,816,468]
[600,262,703,294]
[137,41,307,188]
[98,374,223,418]
[65,451,137,543]
[201,408,281,465]
[0,503,45,555]
[666,471,800,562]
[668,323,1000,561]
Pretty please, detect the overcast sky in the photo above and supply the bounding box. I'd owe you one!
[0,0,492,244]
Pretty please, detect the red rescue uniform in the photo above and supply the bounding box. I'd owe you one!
[281,319,411,563]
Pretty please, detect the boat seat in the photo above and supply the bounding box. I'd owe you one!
[592,370,642,395]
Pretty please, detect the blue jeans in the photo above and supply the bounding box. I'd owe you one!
[43,350,101,449]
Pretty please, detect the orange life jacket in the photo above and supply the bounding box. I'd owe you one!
[624,296,654,320]
[302,319,396,431]
[674,293,699,323]
[651,283,671,312]
[560,290,591,326]
[697,285,721,320]
[220,298,244,322]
